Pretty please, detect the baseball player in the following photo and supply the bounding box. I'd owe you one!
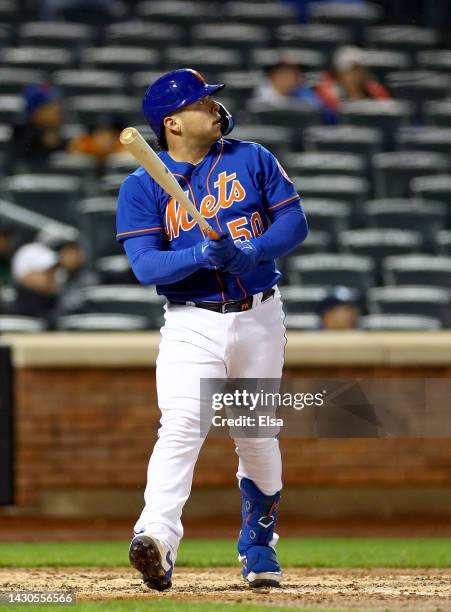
[116,68,308,591]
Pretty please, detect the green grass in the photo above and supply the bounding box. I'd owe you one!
[0,538,450,568]
[0,603,360,612]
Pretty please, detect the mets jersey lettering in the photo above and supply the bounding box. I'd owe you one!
[116,138,302,301]
[166,171,246,240]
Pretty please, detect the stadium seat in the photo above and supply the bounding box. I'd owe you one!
[81,47,160,72]
[293,175,369,214]
[104,153,139,175]
[18,22,94,49]
[223,2,296,27]
[54,70,125,97]
[283,313,320,330]
[3,174,82,225]
[310,2,383,43]
[0,47,73,71]
[300,199,351,244]
[285,230,333,257]
[231,125,294,156]
[283,153,365,178]
[396,126,451,156]
[365,26,440,53]
[275,23,352,53]
[0,198,79,247]
[65,95,141,126]
[373,152,449,199]
[77,197,123,263]
[0,68,44,95]
[47,152,97,178]
[339,229,423,268]
[0,315,46,332]
[56,313,150,331]
[436,230,451,256]
[364,199,446,249]
[191,24,270,58]
[0,124,12,155]
[280,285,349,314]
[410,175,451,211]
[417,50,451,73]
[55,1,121,25]
[286,253,375,290]
[423,100,451,128]
[385,71,451,119]
[95,255,136,285]
[363,49,411,80]
[216,71,263,105]
[359,314,441,331]
[341,100,414,149]
[60,123,85,144]
[79,285,165,326]
[104,21,184,48]
[0,23,13,47]
[0,0,18,26]
[251,47,328,71]
[382,255,451,288]
[165,47,243,73]
[136,1,214,33]
[304,125,383,159]
[247,100,323,148]
[367,285,451,327]
[100,173,125,197]
[130,71,167,97]
[0,95,23,124]
[0,284,15,308]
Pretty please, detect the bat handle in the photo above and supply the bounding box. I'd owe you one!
[206,227,222,241]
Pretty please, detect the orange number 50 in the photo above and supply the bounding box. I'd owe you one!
[227,213,264,242]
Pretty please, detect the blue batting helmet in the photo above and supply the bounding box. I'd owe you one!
[142,68,229,138]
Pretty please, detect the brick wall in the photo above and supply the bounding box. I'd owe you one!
[12,366,451,509]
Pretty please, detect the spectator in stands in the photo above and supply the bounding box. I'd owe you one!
[13,82,64,169]
[252,60,335,123]
[318,287,360,330]
[316,46,391,118]
[9,243,60,329]
[282,0,365,23]
[0,228,13,286]
[68,114,124,171]
[57,240,99,313]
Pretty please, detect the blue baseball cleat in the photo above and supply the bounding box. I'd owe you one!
[129,534,174,591]
[238,478,282,588]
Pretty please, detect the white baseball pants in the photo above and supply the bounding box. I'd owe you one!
[133,289,286,557]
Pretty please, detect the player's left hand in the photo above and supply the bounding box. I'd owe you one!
[222,241,260,276]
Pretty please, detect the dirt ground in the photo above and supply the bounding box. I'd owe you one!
[1,567,450,611]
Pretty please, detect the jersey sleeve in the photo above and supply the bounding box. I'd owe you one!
[257,145,301,220]
[116,173,164,243]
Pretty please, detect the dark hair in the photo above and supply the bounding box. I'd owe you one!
[157,125,168,151]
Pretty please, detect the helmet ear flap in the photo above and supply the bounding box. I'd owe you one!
[216,102,234,136]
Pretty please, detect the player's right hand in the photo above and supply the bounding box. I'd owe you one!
[193,235,236,269]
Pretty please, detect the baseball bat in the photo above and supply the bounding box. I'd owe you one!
[119,127,220,241]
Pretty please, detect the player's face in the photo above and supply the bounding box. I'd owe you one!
[168,96,222,144]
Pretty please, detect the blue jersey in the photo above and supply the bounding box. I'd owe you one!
[116,138,302,301]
